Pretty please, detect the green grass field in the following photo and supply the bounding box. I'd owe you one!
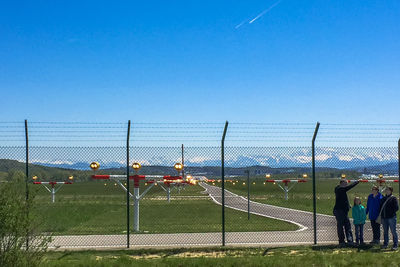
[41,245,400,267]
[31,181,297,235]
[214,178,400,220]
[28,177,400,236]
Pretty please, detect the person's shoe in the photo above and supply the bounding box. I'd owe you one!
[346,242,356,248]
[339,242,346,248]
[381,245,388,249]
[392,246,398,251]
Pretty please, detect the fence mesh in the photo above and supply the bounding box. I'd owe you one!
[0,121,399,248]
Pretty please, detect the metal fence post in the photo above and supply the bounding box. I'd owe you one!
[221,121,229,246]
[182,144,185,178]
[24,119,29,250]
[25,119,29,201]
[312,122,320,245]
[126,120,131,248]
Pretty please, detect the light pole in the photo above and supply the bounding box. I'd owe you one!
[33,175,73,203]
[172,162,184,199]
[245,170,250,220]
[265,173,308,200]
[90,162,192,233]
[132,162,142,231]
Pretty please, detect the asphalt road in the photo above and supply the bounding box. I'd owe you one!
[49,183,385,249]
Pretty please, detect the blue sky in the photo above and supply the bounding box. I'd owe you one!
[1,0,399,124]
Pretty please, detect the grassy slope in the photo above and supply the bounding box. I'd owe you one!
[42,246,400,267]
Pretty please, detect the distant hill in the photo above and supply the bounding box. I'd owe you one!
[350,162,398,175]
[0,159,91,181]
[0,158,71,173]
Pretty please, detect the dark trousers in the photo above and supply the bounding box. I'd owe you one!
[370,220,381,242]
[354,224,364,244]
[334,209,353,243]
[383,217,398,247]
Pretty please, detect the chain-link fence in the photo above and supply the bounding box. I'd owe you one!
[0,121,399,248]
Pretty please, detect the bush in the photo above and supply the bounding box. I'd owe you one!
[0,174,51,267]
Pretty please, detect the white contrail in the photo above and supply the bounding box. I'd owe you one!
[235,19,248,29]
[249,0,282,24]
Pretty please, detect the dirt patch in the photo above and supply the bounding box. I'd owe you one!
[127,251,229,259]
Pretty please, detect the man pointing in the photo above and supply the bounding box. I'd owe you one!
[333,179,360,246]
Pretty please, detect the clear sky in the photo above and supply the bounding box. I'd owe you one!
[1,0,399,124]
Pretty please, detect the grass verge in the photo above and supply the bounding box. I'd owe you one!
[42,245,400,267]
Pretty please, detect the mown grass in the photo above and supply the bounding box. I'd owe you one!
[31,182,297,235]
[29,178,398,235]
[41,245,400,267]
[217,178,400,220]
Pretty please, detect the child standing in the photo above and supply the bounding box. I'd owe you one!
[352,197,367,245]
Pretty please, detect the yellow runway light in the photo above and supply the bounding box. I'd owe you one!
[90,162,100,170]
[132,162,142,170]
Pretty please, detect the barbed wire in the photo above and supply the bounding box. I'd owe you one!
[29,126,127,129]
[0,121,399,147]
[29,122,126,125]
[324,123,400,126]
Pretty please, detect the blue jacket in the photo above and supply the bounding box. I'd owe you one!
[366,192,382,220]
[352,204,366,225]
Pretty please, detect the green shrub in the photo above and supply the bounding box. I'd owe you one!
[0,174,51,267]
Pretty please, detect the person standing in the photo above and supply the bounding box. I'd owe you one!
[333,179,360,246]
[366,186,382,244]
[352,197,366,245]
[380,187,398,250]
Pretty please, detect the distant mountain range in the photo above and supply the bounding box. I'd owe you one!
[1,147,397,178]
[30,155,398,174]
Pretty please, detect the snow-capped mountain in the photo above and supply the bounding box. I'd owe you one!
[30,147,397,173]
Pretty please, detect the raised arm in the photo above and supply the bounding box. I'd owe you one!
[343,181,359,192]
